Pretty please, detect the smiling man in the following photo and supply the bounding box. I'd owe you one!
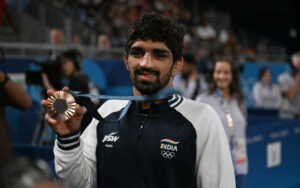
[42,12,235,188]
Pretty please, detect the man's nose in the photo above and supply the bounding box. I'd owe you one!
[140,52,153,67]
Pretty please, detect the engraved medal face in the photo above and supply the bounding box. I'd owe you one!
[47,91,76,121]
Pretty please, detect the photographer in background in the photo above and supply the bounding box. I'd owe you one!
[0,59,32,166]
[42,49,94,133]
[278,52,300,118]
[173,54,208,100]
[252,67,281,109]
[42,49,90,93]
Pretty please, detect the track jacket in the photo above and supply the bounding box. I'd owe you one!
[54,94,235,188]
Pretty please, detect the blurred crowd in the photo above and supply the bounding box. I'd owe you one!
[51,0,257,65]
[173,51,300,118]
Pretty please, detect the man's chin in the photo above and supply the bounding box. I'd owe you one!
[135,84,161,95]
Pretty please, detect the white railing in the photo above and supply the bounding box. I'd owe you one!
[0,42,124,59]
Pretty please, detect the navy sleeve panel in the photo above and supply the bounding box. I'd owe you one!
[57,129,81,150]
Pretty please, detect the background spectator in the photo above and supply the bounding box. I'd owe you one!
[50,29,64,45]
[42,49,90,93]
[195,19,216,41]
[97,34,111,49]
[196,59,248,188]
[252,67,281,109]
[278,52,300,118]
[0,0,20,34]
[41,49,96,140]
[173,54,208,99]
[49,28,64,60]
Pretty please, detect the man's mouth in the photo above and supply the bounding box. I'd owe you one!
[137,72,156,81]
[135,69,159,82]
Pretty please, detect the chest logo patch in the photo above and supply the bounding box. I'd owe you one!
[102,132,120,143]
[160,139,179,159]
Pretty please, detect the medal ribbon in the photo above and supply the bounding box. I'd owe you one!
[68,86,175,122]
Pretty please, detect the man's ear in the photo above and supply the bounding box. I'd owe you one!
[172,57,183,76]
[124,53,129,71]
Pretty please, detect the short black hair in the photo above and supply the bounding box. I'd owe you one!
[125,12,184,62]
[60,49,82,70]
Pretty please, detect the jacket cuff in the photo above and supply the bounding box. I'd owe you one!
[57,129,80,150]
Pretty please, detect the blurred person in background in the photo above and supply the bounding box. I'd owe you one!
[42,49,90,93]
[196,58,248,188]
[195,19,216,41]
[173,54,208,99]
[42,49,95,135]
[278,52,300,118]
[49,29,64,60]
[97,34,111,49]
[0,0,20,34]
[252,67,281,109]
[50,29,64,45]
[0,70,32,167]
[0,157,63,188]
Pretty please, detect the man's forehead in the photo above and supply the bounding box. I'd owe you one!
[131,39,171,52]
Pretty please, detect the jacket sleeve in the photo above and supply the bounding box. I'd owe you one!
[54,117,98,188]
[195,105,236,188]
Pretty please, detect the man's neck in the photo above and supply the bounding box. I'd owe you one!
[140,101,152,110]
[133,86,170,110]
[133,88,159,110]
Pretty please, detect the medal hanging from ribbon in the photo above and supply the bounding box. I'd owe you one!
[46,87,175,123]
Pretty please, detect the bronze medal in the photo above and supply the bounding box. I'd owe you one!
[47,91,76,121]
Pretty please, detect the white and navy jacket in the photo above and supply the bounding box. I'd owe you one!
[54,94,235,188]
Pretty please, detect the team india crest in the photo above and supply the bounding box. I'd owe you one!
[160,139,180,159]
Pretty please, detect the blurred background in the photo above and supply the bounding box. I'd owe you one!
[0,0,299,187]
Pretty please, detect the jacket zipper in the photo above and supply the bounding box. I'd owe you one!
[135,113,148,187]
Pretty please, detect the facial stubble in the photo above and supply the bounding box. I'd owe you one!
[128,65,174,95]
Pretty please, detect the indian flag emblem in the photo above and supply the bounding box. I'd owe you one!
[160,139,180,145]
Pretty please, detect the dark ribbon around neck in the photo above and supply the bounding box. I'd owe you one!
[69,86,175,123]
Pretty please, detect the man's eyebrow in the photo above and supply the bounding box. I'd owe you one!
[152,49,170,55]
[129,46,144,52]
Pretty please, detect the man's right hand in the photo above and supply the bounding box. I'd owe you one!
[41,87,84,136]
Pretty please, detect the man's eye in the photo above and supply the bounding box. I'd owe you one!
[154,52,168,58]
[156,53,167,58]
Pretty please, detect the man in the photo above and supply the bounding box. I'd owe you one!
[50,29,64,45]
[173,54,208,100]
[278,52,300,118]
[42,13,235,188]
[97,34,111,49]
[49,29,64,60]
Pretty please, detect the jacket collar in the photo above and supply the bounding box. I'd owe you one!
[129,94,184,117]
